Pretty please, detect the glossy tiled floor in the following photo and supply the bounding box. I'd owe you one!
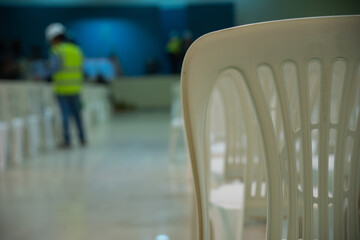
[0,111,265,240]
[0,112,193,240]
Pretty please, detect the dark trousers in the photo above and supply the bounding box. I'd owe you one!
[57,95,86,145]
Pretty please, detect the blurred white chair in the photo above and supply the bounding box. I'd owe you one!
[11,84,42,158]
[42,107,56,150]
[37,84,53,150]
[5,84,26,165]
[10,118,24,164]
[203,73,267,240]
[95,100,107,124]
[168,82,186,161]
[0,122,8,171]
[0,85,9,171]
[181,16,360,240]
[80,85,110,142]
[205,77,267,238]
[26,114,40,157]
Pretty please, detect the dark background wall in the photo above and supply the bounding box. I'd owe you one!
[0,4,234,76]
[234,0,360,25]
[187,3,234,39]
[1,0,358,76]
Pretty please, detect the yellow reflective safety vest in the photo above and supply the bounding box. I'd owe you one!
[51,42,83,95]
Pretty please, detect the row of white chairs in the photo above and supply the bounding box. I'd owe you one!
[0,81,111,172]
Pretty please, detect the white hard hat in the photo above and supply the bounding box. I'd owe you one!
[45,23,66,42]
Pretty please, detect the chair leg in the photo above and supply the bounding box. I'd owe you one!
[26,115,40,157]
[43,109,55,150]
[11,119,24,165]
[0,123,7,171]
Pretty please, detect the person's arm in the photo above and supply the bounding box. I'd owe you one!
[48,53,61,74]
[43,53,61,80]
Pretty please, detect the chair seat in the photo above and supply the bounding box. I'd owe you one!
[210,181,245,209]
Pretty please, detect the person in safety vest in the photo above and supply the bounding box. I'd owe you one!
[165,31,182,74]
[45,23,87,148]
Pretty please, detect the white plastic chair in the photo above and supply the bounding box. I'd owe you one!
[5,84,26,165]
[168,82,187,161]
[10,118,24,164]
[0,122,8,171]
[42,107,56,150]
[26,114,40,157]
[0,85,9,171]
[181,16,360,240]
[38,84,59,149]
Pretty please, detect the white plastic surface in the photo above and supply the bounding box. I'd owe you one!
[210,181,244,209]
[10,118,24,164]
[181,16,360,240]
[43,107,55,150]
[0,122,8,171]
[26,114,40,157]
[168,82,187,161]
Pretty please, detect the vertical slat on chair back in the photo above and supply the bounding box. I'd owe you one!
[182,16,360,240]
[332,58,360,240]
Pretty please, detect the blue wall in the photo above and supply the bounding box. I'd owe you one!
[0,4,234,76]
[70,19,163,76]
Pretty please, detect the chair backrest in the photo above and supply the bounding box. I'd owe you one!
[181,16,360,240]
